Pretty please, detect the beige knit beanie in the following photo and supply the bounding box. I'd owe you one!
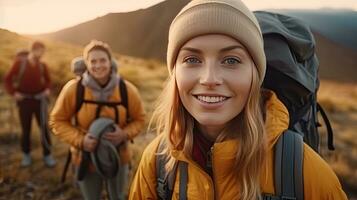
[167,0,266,84]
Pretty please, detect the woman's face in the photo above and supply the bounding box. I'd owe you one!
[86,49,111,84]
[175,34,254,135]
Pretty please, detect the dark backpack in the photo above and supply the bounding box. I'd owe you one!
[15,49,29,60]
[256,11,334,153]
[61,71,129,183]
[155,11,335,200]
[13,50,45,89]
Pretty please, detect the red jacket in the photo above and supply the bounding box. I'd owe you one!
[4,59,51,95]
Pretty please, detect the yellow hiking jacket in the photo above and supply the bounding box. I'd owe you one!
[49,79,146,165]
[129,91,347,200]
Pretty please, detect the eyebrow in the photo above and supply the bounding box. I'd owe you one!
[180,45,244,54]
[220,45,245,52]
[180,47,202,53]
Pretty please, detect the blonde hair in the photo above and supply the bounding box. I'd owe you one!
[83,40,112,61]
[150,65,267,199]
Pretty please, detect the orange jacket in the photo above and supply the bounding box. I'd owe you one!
[49,79,146,166]
[129,91,347,200]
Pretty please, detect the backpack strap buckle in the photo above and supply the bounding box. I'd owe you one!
[262,194,282,200]
[281,196,296,200]
[157,177,170,200]
[262,194,297,200]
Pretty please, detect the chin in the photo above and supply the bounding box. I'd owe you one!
[195,117,228,127]
[93,74,106,80]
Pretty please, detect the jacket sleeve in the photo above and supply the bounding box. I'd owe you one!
[129,136,162,200]
[3,60,20,95]
[122,80,146,140]
[303,144,348,200]
[49,79,85,149]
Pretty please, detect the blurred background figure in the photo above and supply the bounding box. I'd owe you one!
[3,41,56,168]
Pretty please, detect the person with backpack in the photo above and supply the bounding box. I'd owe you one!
[4,41,56,167]
[49,40,146,200]
[129,0,347,199]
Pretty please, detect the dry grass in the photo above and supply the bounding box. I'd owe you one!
[317,80,357,198]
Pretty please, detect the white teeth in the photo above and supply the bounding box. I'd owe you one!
[197,96,227,103]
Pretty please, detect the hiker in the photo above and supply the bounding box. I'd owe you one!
[129,0,347,199]
[3,41,56,167]
[49,40,146,200]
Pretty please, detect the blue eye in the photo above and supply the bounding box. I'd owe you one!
[222,57,241,65]
[183,57,201,64]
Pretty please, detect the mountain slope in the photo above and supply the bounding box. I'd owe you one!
[37,1,357,82]
[274,9,357,50]
[314,32,357,82]
[38,0,190,61]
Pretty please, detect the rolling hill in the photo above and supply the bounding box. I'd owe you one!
[36,0,357,82]
[37,0,190,62]
[313,32,357,82]
[274,9,357,50]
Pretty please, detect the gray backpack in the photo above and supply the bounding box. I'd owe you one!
[155,11,335,200]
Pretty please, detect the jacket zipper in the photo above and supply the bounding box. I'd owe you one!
[184,155,215,200]
[209,146,217,200]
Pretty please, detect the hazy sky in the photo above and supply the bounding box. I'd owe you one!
[0,0,356,34]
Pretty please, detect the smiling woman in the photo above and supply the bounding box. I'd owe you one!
[175,34,254,140]
[49,40,146,200]
[83,41,112,85]
[128,0,348,200]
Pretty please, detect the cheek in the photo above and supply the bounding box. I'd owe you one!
[103,65,111,73]
[87,65,94,74]
[175,67,197,99]
[228,69,253,108]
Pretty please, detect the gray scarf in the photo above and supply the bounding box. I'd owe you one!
[82,71,119,101]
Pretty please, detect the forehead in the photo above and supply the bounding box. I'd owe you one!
[32,47,45,52]
[181,34,245,50]
[87,49,109,59]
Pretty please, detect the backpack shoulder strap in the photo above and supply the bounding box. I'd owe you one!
[178,161,188,200]
[156,138,179,200]
[14,59,27,88]
[119,78,129,122]
[274,130,304,200]
[74,77,85,126]
[61,149,72,183]
[39,62,46,85]
[61,78,84,183]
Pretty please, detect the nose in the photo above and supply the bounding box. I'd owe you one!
[199,62,222,87]
[92,61,100,69]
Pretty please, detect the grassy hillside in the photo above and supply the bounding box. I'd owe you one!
[314,32,357,82]
[1,28,357,198]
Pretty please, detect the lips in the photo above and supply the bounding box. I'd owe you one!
[193,94,230,104]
